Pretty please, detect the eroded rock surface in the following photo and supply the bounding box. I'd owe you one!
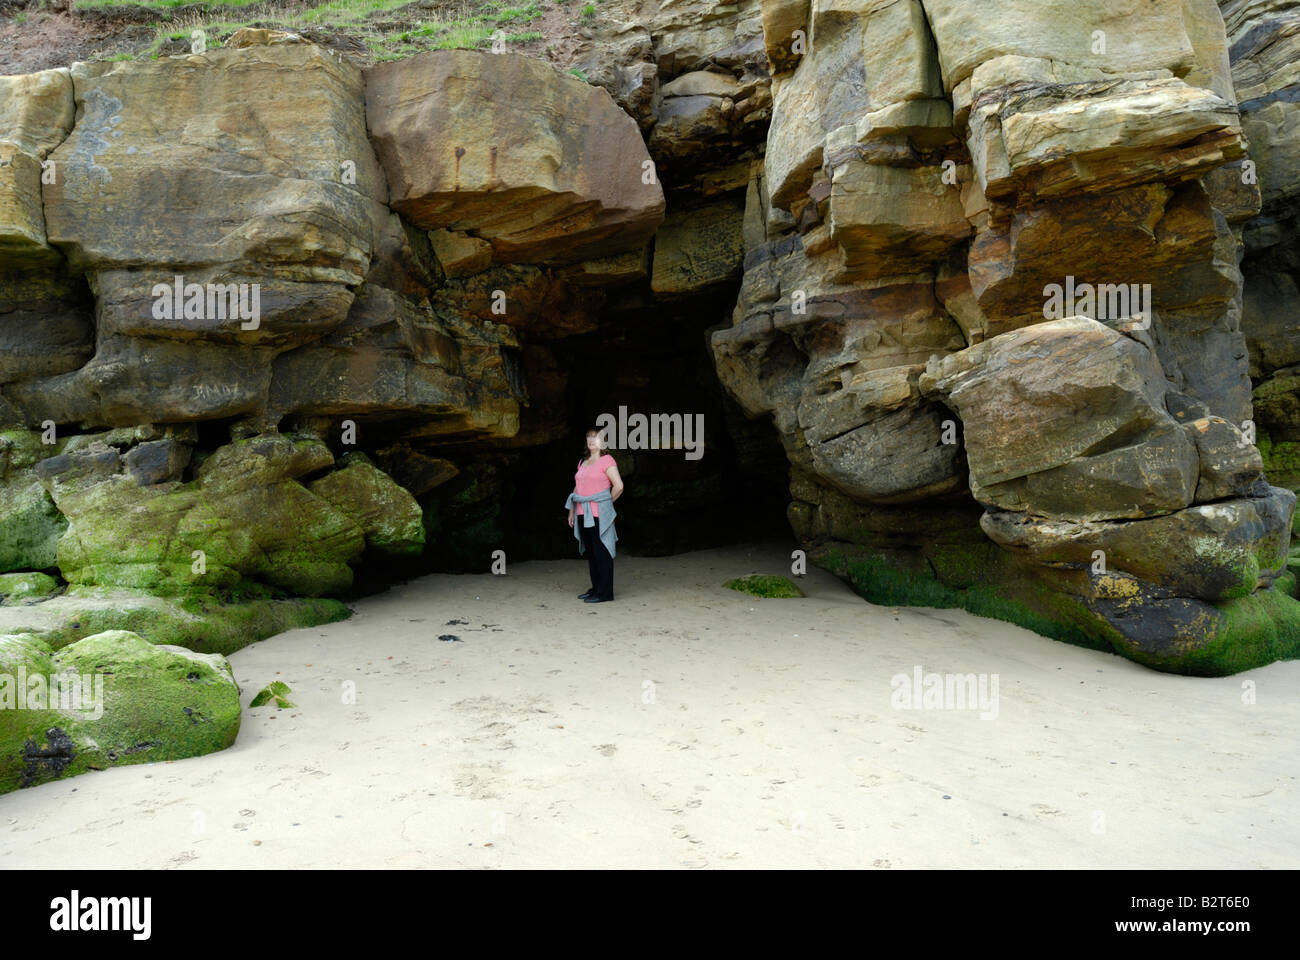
[0,2,1296,721]
[709,0,1300,673]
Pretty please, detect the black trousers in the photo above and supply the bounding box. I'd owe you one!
[578,516,614,601]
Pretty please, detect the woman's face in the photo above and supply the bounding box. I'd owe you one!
[586,433,600,453]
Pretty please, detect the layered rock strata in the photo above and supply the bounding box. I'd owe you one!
[709,0,1300,673]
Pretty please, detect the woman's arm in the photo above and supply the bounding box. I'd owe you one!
[606,461,624,502]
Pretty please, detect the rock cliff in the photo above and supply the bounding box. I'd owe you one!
[0,0,1298,791]
[709,0,1300,674]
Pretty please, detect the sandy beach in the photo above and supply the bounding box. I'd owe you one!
[3,543,1297,869]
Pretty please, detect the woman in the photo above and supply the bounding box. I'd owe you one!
[565,428,624,603]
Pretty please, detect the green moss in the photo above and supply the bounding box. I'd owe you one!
[249,680,295,709]
[724,574,804,598]
[0,571,60,602]
[1256,434,1300,493]
[816,545,1117,654]
[961,578,1118,652]
[0,429,68,468]
[820,548,961,609]
[818,532,1300,675]
[0,587,350,656]
[924,539,1006,590]
[53,439,368,598]
[1,630,242,795]
[0,481,67,573]
[1109,586,1300,676]
[1284,561,1300,597]
[309,455,425,557]
[0,633,59,794]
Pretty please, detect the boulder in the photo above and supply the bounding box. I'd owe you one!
[0,630,241,794]
[309,453,425,556]
[982,487,1294,602]
[0,584,347,656]
[365,51,665,264]
[0,571,59,602]
[921,317,1200,520]
[39,435,373,597]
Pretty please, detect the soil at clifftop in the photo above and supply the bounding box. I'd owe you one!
[0,0,589,75]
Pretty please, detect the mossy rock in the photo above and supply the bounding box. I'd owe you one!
[52,454,364,598]
[1,630,241,795]
[725,574,804,598]
[0,480,67,572]
[1257,434,1300,493]
[0,571,60,602]
[814,539,1299,675]
[1100,585,1300,676]
[0,633,60,793]
[819,546,962,610]
[0,586,350,656]
[249,680,295,709]
[0,429,70,472]
[308,453,425,557]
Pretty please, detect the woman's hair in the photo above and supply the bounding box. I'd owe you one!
[581,427,609,460]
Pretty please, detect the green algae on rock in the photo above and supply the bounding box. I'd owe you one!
[308,452,425,556]
[0,585,349,657]
[725,574,804,598]
[0,430,69,573]
[813,539,1300,676]
[0,571,60,602]
[0,629,241,795]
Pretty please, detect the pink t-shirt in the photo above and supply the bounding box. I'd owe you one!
[574,454,615,518]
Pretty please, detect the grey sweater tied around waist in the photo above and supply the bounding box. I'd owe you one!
[565,489,618,559]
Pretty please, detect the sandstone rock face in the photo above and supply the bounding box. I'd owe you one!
[365,51,665,264]
[1223,1,1300,494]
[921,318,1203,521]
[308,452,425,556]
[1,2,1297,682]
[1,45,525,442]
[651,195,746,295]
[710,0,1300,672]
[0,68,93,390]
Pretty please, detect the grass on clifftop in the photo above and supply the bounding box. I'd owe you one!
[3,0,596,69]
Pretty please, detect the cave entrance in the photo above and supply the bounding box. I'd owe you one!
[403,275,793,574]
